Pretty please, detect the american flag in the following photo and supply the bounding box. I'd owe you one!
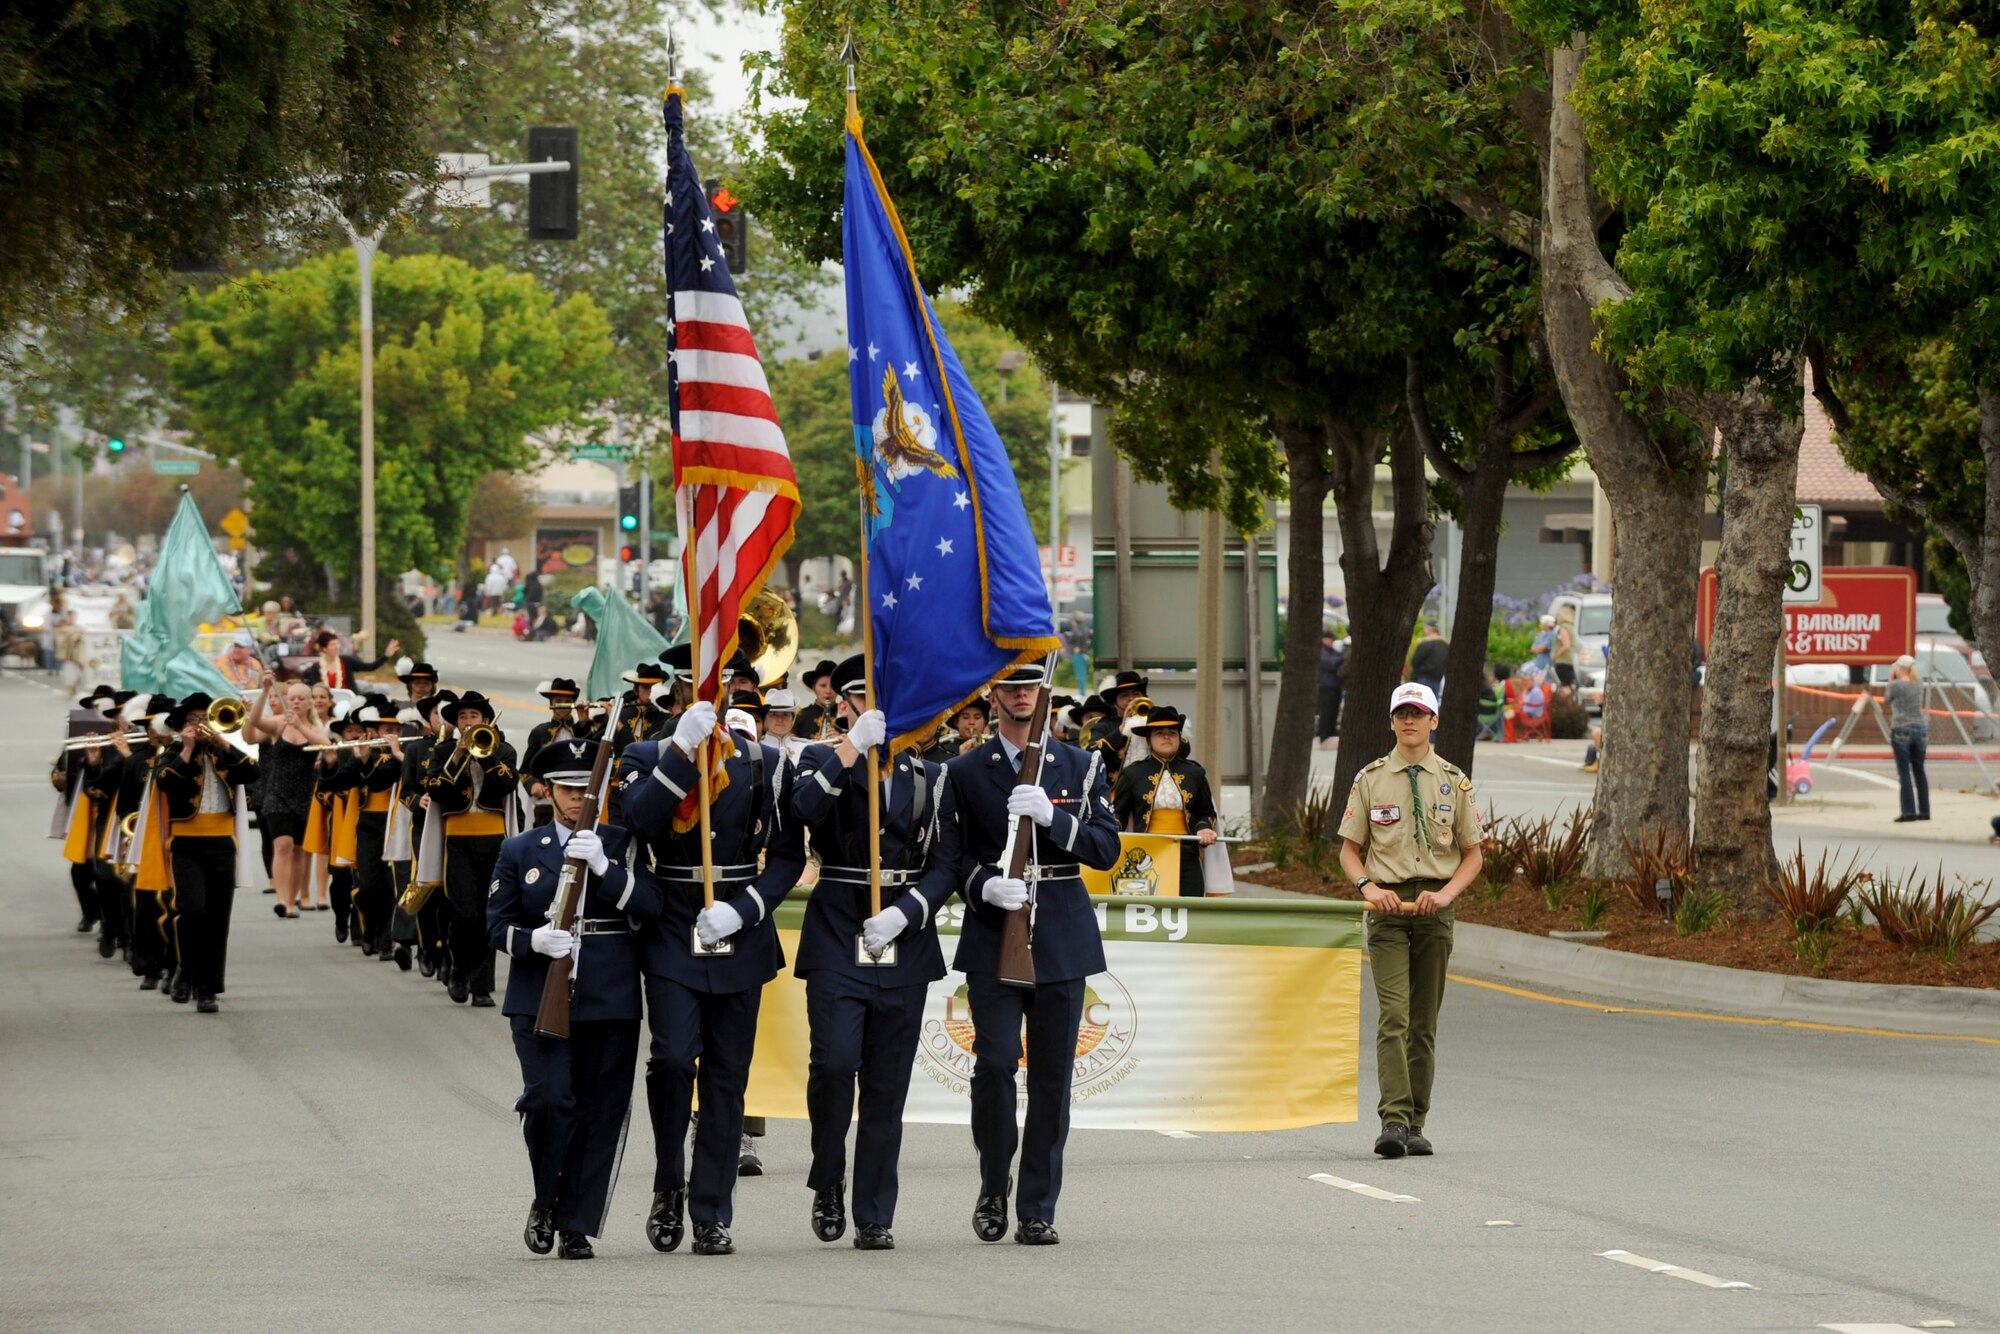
[664,87,797,704]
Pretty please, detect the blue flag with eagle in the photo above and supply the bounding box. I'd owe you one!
[844,107,1059,753]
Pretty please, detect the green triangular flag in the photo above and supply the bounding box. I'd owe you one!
[571,585,667,703]
[120,492,242,698]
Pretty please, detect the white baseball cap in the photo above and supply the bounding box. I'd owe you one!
[1389,682,1439,715]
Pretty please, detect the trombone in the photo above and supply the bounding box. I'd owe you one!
[441,723,499,780]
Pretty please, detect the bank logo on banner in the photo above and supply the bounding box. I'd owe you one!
[1112,845,1160,897]
[919,974,1141,1102]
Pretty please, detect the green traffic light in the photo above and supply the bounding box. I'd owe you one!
[621,514,638,531]
[107,437,125,453]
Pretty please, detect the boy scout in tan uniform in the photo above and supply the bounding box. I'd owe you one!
[1336,682,1483,1159]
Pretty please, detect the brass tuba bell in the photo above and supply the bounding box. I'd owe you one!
[737,588,799,688]
[207,697,248,734]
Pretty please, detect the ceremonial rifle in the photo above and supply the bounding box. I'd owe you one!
[996,662,1057,988]
[533,695,625,1039]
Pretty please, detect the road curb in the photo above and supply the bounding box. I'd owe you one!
[1450,921,2000,1038]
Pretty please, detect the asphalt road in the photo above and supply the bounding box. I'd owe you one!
[3,643,1995,1333]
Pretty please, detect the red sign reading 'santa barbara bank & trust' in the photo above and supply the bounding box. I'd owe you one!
[1697,566,1916,665]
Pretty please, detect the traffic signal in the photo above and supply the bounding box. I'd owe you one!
[106,434,125,454]
[706,177,748,274]
[527,127,580,240]
[618,484,641,533]
[619,545,636,562]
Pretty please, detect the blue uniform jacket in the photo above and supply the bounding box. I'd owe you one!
[790,743,963,986]
[947,735,1121,982]
[486,823,658,1022]
[618,736,806,994]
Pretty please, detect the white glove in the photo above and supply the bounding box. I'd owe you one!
[861,905,908,957]
[673,701,718,753]
[565,827,610,875]
[530,924,575,959]
[845,709,886,752]
[1007,785,1055,828]
[695,900,744,948]
[982,876,1029,911]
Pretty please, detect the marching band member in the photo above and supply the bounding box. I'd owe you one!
[154,693,258,1013]
[524,679,596,828]
[117,694,177,992]
[401,692,452,983]
[422,691,520,1008]
[316,706,366,946]
[348,698,406,965]
[489,739,659,1260]
[759,688,808,763]
[243,677,328,919]
[1080,670,1147,780]
[54,686,121,939]
[794,660,840,742]
[1110,705,1219,896]
[947,662,1120,1246]
[790,656,963,1251]
[619,643,806,1258]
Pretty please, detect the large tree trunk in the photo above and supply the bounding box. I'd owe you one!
[1435,462,1509,772]
[1543,35,1708,878]
[1692,378,1804,912]
[1973,383,2000,677]
[1326,413,1435,802]
[1261,422,1331,824]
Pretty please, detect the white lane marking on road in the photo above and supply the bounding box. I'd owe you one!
[1596,1249,1755,1289]
[1821,1324,1948,1332]
[1484,1220,1516,1227]
[1493,751,1595,771]
[1309,1173,1418,1204]
[1156,1130,1198,1138]
[1816,763,1904,792]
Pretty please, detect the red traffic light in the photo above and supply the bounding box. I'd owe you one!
[619,546,635,562]
[710,185,739,213]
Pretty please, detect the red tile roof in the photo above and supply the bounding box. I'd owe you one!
[1799,369,1883,508]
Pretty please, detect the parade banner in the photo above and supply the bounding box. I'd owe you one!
[745,896,1363,1132]
[1081,833,1184,897]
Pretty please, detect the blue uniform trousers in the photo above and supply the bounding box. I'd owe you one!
[510,1014,640,1237]
[643,974,760,1226]
[967,973,1086,1224]
[804,971,929,1227]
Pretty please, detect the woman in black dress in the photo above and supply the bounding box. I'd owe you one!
[243,677,327,917]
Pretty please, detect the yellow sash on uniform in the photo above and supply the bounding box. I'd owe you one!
[332,789,361,867]
[1148,806,1190,837]
[134,789,174,893]
[363,790,392,814]
[62,791,95,864]
[301,792,332,854]
[172,812,235,838]
[443,809,506,837]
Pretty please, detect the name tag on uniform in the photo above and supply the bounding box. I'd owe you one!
[1369,804,1402,825]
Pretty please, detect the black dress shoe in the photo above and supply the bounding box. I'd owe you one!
[557,1231,595,1260]
[524,1208,555,1255]
[1015,1219,1059,1246]
[1406,1130,1434,1156]
[738,1136,762,1176]
[77,916,96,933]
[394,946,413,971]
[139,975,159,991]
[645,1189,686,1252]
[691,1222,734,1255]
[973,1188,1009,1242]
[336,921,349,944]
[97,934,116,959]
[361,938,376,955]
[418,955,437,978]
[449,979,469,1004]
[811,1184,846,1242]
[171,976,192,1004]
[196,994,219,1013]
[1374,1122,1411,1158]
[853,1224,894,1251]
[470,993,495,1008]
[1894,814,1918,823]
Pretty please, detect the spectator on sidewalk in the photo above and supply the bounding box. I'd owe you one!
[1408,623,1448,699]
[1474,667,1504,742]
[1528,614,1556,678]
[53,610,87,695]
[1318,629,1346,748]
[1552,605,1580,692]
[1886,654,1930,822]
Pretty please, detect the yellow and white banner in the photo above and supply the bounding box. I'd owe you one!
[745,896,1363,1132]
[1082,833,1182,897]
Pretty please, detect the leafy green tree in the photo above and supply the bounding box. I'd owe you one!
[167,251,613,599]
[0,0,490,332]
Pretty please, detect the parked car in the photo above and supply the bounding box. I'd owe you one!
[1914,593,1993,685]
[1551,592,1613,713]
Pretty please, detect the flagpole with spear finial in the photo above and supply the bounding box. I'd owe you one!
[844,32,890,965]
[670,29,728,953]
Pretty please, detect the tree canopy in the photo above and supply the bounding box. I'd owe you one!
[167,251,613,593]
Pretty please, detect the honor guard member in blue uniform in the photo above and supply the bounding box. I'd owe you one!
[424,690,519,1008]
[948,662,1121,1246]
[619,644,807,1258]
[489,739,659,1260]
[154,693,258,1013]
[790,655,965,1251]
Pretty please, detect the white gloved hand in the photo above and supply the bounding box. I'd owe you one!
[982,876,1029,911]
[845,709,887,752]
[861,905,909,957]
[695,900,745,949]
[530,924,576,958]
[1006,784,1055,828]
[673,700,719,753]
[565,827,610,875]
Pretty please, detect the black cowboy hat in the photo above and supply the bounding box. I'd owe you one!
[164,693,215,730]
[1079,694,1111,719]
[660,643,693,675]
[803,658,838,687]
[1110,669,1149,693]
[724,649,756,685]
[397,659,439,684]
[950,696,994,723]
[622,661,669,686]
[449,691,497,723]
[1131,704,1187,732]
[537,677,582,701]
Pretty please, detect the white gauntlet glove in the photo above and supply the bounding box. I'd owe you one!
[845,709,886,753]
[982,876,1029,911]
[565,827,610,875]
[695,901,744,948]
[1006,785,1055,828]
[530,924,575,959]
[861,906,908,957]
[673,700,718,753]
